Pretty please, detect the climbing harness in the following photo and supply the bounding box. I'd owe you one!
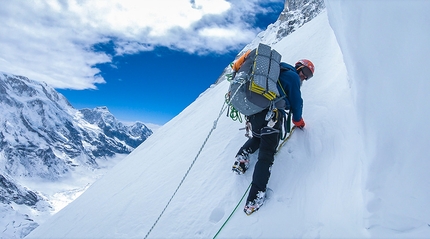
[212,126,298,238]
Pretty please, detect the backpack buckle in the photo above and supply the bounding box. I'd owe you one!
[265,110,274,121]
[266,107,278,128]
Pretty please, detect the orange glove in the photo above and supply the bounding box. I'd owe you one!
[293,117,305,129]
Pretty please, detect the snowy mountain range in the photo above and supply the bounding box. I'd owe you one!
[0,73,152,238]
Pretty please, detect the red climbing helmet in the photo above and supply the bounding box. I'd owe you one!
[295,59,315,80]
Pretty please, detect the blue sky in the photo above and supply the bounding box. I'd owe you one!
[58,47,237,124]
[0,0,284,125]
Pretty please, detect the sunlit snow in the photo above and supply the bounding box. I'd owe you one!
[26,2,430,238]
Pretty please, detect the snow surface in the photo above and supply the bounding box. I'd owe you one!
[26,3,430,239]
[324,1,430,238]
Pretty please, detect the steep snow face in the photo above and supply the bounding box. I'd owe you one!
[325,1,430,237]
[27,11,369,239]
[0,73,77,179]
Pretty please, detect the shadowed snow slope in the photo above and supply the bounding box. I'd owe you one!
[26,4,430,238]
[325,1,430,238]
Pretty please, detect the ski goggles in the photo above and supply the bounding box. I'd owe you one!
[300,66,313,80]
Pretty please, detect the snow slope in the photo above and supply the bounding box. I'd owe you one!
[325,1,430,237]
[26,3,430,238]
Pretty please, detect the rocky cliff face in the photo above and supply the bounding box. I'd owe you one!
[249,0,326,47]
[0,72,152,238]
[276,0,325,41]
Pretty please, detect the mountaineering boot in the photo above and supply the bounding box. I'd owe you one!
[232,151,250,175]
[244,191,266,215]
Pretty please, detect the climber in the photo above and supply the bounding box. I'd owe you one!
[232,59,315,215]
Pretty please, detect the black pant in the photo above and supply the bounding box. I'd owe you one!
[236,109,282,202]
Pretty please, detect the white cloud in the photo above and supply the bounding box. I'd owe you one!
[0,0,282,90]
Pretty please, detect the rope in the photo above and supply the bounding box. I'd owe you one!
[212,183,251,239]
[144,74,248,238]
[144,79,258,238]
[144,100,229,239]
[276,126,297,152]
[212,125,297,238]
